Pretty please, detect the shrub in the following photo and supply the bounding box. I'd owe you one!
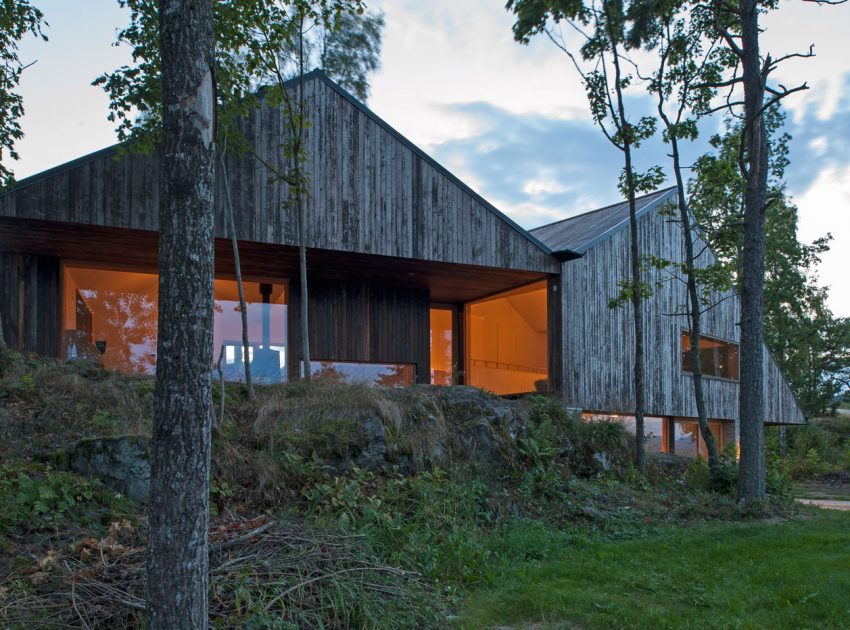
[0,462,132,534]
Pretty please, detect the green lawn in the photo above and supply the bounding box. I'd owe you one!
[458,510,850,629]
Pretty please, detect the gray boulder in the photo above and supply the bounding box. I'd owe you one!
[69,435,151,502]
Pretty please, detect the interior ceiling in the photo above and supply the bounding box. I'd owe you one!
[0,217,553,304]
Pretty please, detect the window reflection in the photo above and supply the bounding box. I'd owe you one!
[583,414,668,453]
[682,333,739,380]
[63,266,288,382]
[213,279,287,384]
[466,280,548,395]
[63,267,159,374]
[305,360,415,388]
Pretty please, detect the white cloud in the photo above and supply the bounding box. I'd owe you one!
[522,174,567,197]
[793,165,850,317]
[762,2,850,121]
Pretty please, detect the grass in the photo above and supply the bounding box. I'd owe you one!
[457,510,850,630]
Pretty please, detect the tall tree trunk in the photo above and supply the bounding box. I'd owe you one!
[737,0,768,502]
[296,13,312,384]
[670,135,720,471]
[0,307,6,349]
[604,10,646,473]
[147,1,215,627]
[219,150,255,402]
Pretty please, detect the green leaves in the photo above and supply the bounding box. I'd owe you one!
[0,0,47,188]
[94,0,377,153]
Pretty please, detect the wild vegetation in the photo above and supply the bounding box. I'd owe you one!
[2,349,847,627]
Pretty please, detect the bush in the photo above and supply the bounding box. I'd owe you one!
[766,420,849,479]
[0,462,132,534]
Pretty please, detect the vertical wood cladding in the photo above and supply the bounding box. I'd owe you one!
[0,252,60,357]
[559,205,805,425]
[0,75,558,275]
[288,279,430,384]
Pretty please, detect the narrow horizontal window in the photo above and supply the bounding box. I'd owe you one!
[303,360,415,388]
[681,332,739,381]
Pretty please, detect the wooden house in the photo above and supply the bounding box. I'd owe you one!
[0,71,804,458]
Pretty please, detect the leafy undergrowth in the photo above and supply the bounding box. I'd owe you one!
[456,510,850,630]
[0,349,819,628]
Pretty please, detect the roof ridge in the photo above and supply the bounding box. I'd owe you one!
[312,73,577,259]
[530,186,677,234]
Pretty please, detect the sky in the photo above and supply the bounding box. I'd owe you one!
[11,0,850,316]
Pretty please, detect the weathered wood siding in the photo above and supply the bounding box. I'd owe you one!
[0,252,60,357]
[287,278,430,384]
[0,75,556,274]
[558,202,805,425]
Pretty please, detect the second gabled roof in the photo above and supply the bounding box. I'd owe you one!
[530,187,677,255]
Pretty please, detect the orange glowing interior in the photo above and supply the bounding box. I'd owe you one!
[63,266,159,374]
[466,280,548,395]
[429,307,454,385]
[63,266,287,381]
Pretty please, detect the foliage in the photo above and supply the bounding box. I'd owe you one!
[690,111,850,416]
[0,461,131,534]
[766,418,850,480]
[0,0,47,188]
[94,0,381,153]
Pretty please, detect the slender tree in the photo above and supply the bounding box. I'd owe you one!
[508,0,663,472]
[629,0,732,472]
[146,0,215,626]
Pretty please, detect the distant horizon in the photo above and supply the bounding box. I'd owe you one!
[11,0,850,316]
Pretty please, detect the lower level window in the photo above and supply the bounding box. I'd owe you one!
[583,414,736,459]
[304,360,415,387]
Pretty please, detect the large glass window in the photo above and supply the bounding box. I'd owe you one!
[583,414,735,459]
[63,266,159,374]
[63,265,287,382]
[466,280,548,395]
[213,279,287,384]
[583,414,668,454]
[682,333,739,381]
[429,307,454,385]
[673,419,734,458]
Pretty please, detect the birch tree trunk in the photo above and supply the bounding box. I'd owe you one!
[146,1,215,626]
[737,0,768,502]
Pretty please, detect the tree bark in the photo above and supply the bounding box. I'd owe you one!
[737,0,768,502]
[147,1,215,627]
[604,8,646,473]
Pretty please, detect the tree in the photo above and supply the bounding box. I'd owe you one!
[628,0,732,472]
[0,0,47,189]
[691,111,850,418]
[146,0,215,626]
[508,0,664,473]
[96,0,379,387]
[704,0,845,502]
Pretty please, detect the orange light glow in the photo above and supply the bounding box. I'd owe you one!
[429,307,454,385]
[466,280,548,395]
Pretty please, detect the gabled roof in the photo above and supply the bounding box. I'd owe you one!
[5,69,578,264]
[530,187,677,254]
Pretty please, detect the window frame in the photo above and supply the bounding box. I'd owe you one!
[680,330,740,383]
